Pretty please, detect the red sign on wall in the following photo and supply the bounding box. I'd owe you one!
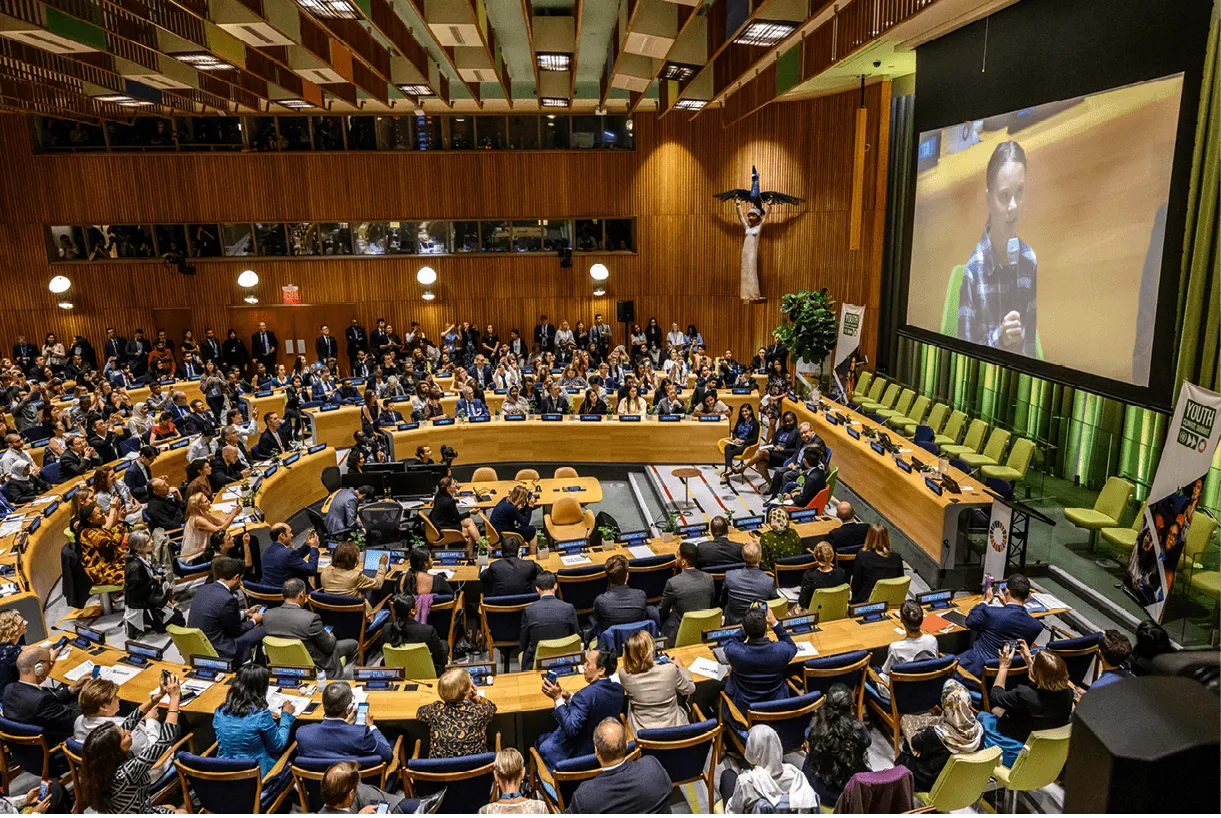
[281,285,301,304]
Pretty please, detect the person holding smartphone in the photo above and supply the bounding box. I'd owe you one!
[954,573,1043,689]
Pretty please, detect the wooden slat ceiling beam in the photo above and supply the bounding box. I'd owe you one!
[397,0,484,106]
[358,0,437,108]
[627,0,703,113]
[519,0,539,103]
[461,0,512,105]
[569,0,581,98]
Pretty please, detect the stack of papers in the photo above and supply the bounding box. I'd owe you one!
[65,661,143,686]
[778,587,801,603]
[560,554,593,567]
[1030,592,1067,611]
[266,689,312,716]
[211,501,238,514]
[793,641,819,659]
[627,545,655,559]
[0,583,19,598]
[689,657,728,681]
[428,568,454,579]
[0,519,27,537]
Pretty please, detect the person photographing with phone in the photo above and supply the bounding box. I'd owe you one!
[978,639,1073,766]
[958,140,1039,358]
[954,573,1043,689]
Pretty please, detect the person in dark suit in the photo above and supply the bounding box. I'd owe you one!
[263,579,357,679]
[827,502,870,554]
[146,477,185,530]
[209,446,247,491]
[519,572,579,669]
[764,332,789,372]
[295,681,394,763]
[254,412,293,459]
[849,525,904,604]
[12,336,39,372]
[123,446,158,503]
[956,573,1044,685]
[86,416,131,463]
[721,542,780,625]
[723,604,797,715]
[695,516,743,568]
[763,423,820,500]
[506,329,527,358]
[125,329,151,377]
[535,649,624,770]
[59,434,102,480]
[772,445,828,510]
[658,541,715,643]
[186,557,265,665]
[199,329,222,364]
[251,321,277,376]
[480,533,541,597]
[325,485,370,538]
[591,555,657,638]
[181,400,218,438]
[379,593,448,675]
[315,325,339,364]
[537,384,571,415]
[102,328,127,367]
[261,523,320,587]
[466,355,494,390]
[345,319,368,369]
[534,315,557,353]
[567,718,674,814]
[1,645,84,747]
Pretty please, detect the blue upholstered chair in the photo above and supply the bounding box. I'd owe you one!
[800,649,870,718]
[720,687,824,755]
[427,593,462,646]
[866,655,960,754]
[309,590,384,664]
[597,619,658,653]
[403,745,497,814]
[636,709,721,811]
[556,565,607,615]
[627,555,677,603]
[64,734,193,809]
[242,580,284,608]
[701,562,745,605]
[0,717,55,788]
[290,752,398,813]
[173,744,296,814]
[480,593,540,672]
[531,744,639,813]
[1046,632,1101,686]
[39,461,62,484]
[773,554,818,591]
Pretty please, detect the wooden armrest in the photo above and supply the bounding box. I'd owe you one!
[691,703,707,722]
[202,741,219,756]
[411,739,423,760]
[1047,624,1074,641]
[719,691,749,726]
[154,732,196,770]
[495,732,502,752]
[786,679,803,695]
[529,746,556,789]
[866,666,889,688]
[264,741,296,781]
[370,594,390,615]
[956,666,982,685]
[384,736,404,784]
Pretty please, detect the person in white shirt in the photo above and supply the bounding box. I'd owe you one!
[0,433,34,480]
[74,677,172,778]
[665,323,687,351]
[662,347,687,382]
[875,601,940,697]
[187,428,215,465]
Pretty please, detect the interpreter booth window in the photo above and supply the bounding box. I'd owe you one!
[154,225,188,259]
[509,116,540,149]
[84,225,155,260]
[452,221,481,252]
[604,116,634,149]
[346,116,379,150]
[221,224,255,256]
[570,116,602,149]
[47,227,86,261]
[541,115,569,149]
[416,222,450,254]
[542,220,571,251]
[188,225,222,258]
[481,221,512,253]
[574,220,603,251]
[477,116,508,149]
[175,116,243,151]
[254,223,289,256]
[105,117,175,149]
[386,222,419,254]
[512,221,544,253]
[38,118,104,151]
[379,116,414,150]
[279,117,313,151]
[317,223,353,255]
[449,117,474,150]
[250,117,280,151]
[355,222,392,255]
[605,219,634,251]
[414,115,442,150]
[312,116,345,150]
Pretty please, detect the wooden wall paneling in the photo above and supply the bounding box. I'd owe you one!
[0,85,890,368]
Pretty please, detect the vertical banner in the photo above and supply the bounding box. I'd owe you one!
[832,303,866,402]
[1124,382,1221,619]
[984,499,1013,585]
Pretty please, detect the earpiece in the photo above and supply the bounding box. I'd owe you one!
[33,661,46,677]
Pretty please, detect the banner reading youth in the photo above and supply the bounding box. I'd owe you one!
[1124,382,1221,619]
[832,304,866,402]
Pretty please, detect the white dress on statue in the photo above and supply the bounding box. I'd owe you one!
[739,211,764,302]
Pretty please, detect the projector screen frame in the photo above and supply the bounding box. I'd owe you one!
[894,0,1211,412]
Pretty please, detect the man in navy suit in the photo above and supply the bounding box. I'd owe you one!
[251,321,278,377]
[102,328,127,367]
[535,649,624,770]
[311,368,339,403]
[254,412,293,458]
[957,573,1044,686]
[721,542,780,625]
[519,572,579,668]
[827,502,870,554]
[533,315,556,353]
[261,523,320,587]
[315,324,339,364]
[568,718,674,814]
[294,681,394,763]
[590,555,657,639]
[1,646,85,747]
[467,354,494,390]
[199,329,222,364]
[723,604,797,715]
[186,557,265,665]
[123,445,158,502]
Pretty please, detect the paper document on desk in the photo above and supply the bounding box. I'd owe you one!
[689,657,728,681]
[560,554,593,567]
[778,587,800,603]
[211,501,238,514]
[0,519,25,537]
[428,568,454,579]
[457,498,477,508]
[0,583,19,598]
[29,496,56,505]
[221,487,242,501]
[65,661,142,686]
[627,545,655,559]
[1030,592,1066,611]
[793,641,819,659]
[266,689,311,716]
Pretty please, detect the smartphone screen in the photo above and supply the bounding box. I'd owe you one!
[258,606,267,615]
[375,804,389,814]
[39,781,49,800]
[90,665,101,679]
[324,625,334,634]
[161,669,170,686]
[356,702,369,722]
[543,670,558,685]
[52,636,69,650]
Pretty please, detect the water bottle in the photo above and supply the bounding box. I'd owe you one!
[316,668,327,690]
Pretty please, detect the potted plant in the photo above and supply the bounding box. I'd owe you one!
[536,530,551,559]
[597,524,618,547]
[476,535,490,567]
[660,510,679,543]
[775,289,839,386]
[347,529,366,548]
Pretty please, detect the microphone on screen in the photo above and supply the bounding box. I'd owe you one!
[1006,236,1020,268]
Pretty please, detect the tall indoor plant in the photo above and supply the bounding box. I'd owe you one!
[775,289,839,386]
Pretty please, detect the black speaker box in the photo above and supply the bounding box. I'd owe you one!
[616,300,635,323]
[1063,676,1219,812]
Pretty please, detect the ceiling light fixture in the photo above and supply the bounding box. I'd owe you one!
[416,266,437,285]
[536,52,572,72]
[276,98,315,109]
[674,99,707,110]
[398,84,433,97]
[589,263,609,281]
[237,269,260,288]
[243,295,259,304]
[733,20,799,47]
[422,291,436,301]
[48,275,72,294]
[57,301,74,310]
[173,51,235,71]
[541,97,569,108]
[593,287,606,297]
[661,62,699,82]
[95,94,153,107]
[295,0,360,19]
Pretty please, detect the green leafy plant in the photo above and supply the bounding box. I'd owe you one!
[775,289,839,365]
[662,510,679,535]
[597,525,617,544]
[476,535,490,556]
[347,529,366,548]
[536,530,551,551]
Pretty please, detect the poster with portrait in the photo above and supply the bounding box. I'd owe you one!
[832,304,866,402]
[1124,382,1221,619]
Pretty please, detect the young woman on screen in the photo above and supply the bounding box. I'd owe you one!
[957,139,1039,358]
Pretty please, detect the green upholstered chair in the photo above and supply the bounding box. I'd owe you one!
[674,608,724,648]
[1184,513,1220,602]
[859,382,898,414]
[916,746,1003,812]
[958,429,1011,470]
[992,726,1072,812]
[1063,476,1134,550]
[875,388,915,423]
[263,636,314,668]
[867,576,911,608]
[855,376,887,410]
[934,410,968,446]
[981,437,1037,485]
[383,644,438,680]
[809,585,851,622]
[825,466,839,501]
[532,634,584,669]
[1100,502,1146,554]
[903,402,947,438]
[941,419,988,458]
[166,625,217,660]
[766,597,789,620]
[888,394,929,431]
[850,371,874,403]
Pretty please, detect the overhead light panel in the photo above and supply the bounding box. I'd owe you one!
[661,62,699,82]
[537,52,572,72]
[173,51,235,71]
[94,94,153,107]
[295,0,359,19]
[541,97,569,108]
[276,98,315,109]
[674,99,707,110]
[733,20,799,47]
[398,84,433,97]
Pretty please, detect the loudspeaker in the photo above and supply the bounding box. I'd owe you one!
[616,300,635,324]
[1063,676,1219,812]
[558,248,572,268]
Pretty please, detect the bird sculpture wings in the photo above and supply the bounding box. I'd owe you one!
[713,165,805,213]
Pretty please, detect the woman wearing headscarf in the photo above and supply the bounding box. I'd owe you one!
[4,459,49,505]
[759,506,803,571]
[127,402,154,440]
[723,725,819,813]
[895,679,983,791]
